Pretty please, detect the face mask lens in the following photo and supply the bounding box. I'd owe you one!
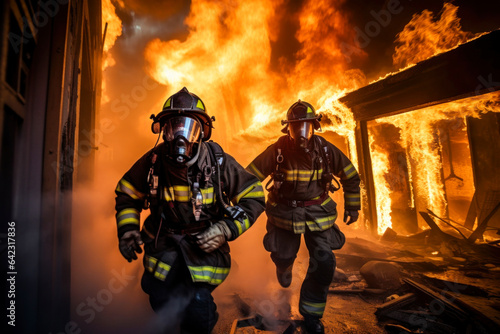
[163,116,201,142]
[289,121,313,141]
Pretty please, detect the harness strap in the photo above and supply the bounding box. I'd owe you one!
[275,192,329,208]
[163,220,212,235]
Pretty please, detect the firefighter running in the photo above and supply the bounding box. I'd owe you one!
[247,100,361,334]
[115,87,265,333]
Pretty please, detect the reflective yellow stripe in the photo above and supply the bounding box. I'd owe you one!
[144,255,171,282]
[300,300,326,316]
[343,164,357,179]
[201,188,214,205]
[283,169,322,182]
[163,185,192,202]
[321,196,332,206]
[117,208,138,218]
[117,208,140,228]
[232,181,264,204]
[117,217,140,228]
[247,163,266,181]
[270,213,337,233]
[345,193,361,206]
[116,179,146,200]
[189,266,230,285]
[196,99,205,110]
[163,97,171,109]
[144,255,158,273]
[234,215,251,236]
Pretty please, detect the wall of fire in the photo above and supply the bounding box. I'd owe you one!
[0,0,102,332]
[341,30,500,239]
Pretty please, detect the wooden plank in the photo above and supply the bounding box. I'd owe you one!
[340,30,500,121]
[375,293,417,316]
[418,211,452,241]
[402,278,469,319]
[468,200,500,243]
[440,290,500,332]
[464,192,477,229]
[357,120,378,234]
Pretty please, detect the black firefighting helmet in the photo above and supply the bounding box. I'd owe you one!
[281,99,322,133]
[150,87,214,141]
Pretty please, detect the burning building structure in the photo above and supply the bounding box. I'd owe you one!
[340,30,500,239]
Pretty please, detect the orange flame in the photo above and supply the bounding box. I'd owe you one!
[368,133,392,234]
[101,0,123,103]
[393,2,476,69]
[144,0,366,154]
[375,91,500,230]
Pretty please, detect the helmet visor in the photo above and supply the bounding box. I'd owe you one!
[289,121,313,141]
[163,116,201,143]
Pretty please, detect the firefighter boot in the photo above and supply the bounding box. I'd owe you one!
[303,315,325,334]
[276,264,293,288]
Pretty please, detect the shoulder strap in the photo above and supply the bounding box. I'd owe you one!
[317,136,341,192]
[206,141,225,167]
[205,141,229,210]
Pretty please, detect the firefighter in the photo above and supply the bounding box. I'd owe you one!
[246,100,361,334]
[115,87,265,333]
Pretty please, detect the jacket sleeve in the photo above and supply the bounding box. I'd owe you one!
[220,153,266,240]
[245,142,277,182]
[115,150,152,238]
[327,142,361,211]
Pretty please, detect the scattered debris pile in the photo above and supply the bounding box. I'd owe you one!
[226,208,500,333]
[331,209,500,333]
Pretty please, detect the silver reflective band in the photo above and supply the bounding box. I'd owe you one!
[163,116,201,142]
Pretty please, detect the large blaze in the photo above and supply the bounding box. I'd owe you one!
[102,1,499,237]
[92,0,500,332]
[144,0,365,155]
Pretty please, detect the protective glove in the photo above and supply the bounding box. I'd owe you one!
[196,221,232,253]
[119,230,143,262]
[343,210,359,225]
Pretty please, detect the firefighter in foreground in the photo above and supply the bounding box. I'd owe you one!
[247,100,361,334]
[115,87,265,333]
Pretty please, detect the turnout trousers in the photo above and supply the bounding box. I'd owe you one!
[141,247,218,334]
[264,222,337,318]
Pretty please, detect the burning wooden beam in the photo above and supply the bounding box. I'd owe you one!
[340,30,500,121]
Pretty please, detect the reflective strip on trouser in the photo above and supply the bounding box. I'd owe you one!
[299,300,326,317]
[144,255,171,281]
[188,266,230,285]
[298,229,336,318]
